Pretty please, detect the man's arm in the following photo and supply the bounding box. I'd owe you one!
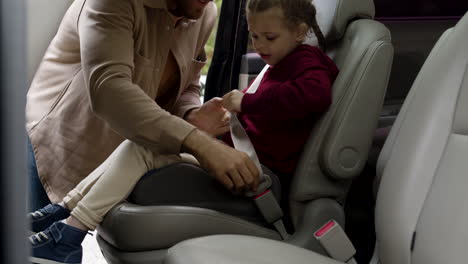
[80,0,258,192]
[182,129,260,193]
[79,0,194,155]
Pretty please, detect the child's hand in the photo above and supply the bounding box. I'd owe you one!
[222,90,244,113]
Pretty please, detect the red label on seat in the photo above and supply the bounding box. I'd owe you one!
[254,189,270,199]
[315,220,335,237]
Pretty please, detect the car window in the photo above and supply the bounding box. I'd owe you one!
[198,0,222,100]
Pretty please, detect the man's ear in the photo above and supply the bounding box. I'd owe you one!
[296,22,309,43]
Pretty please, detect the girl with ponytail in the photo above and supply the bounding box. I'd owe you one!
[223,0,339,187]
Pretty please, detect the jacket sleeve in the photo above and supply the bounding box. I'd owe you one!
[241,58,333,121]
[79,0,195,154]
[173,3,218,119]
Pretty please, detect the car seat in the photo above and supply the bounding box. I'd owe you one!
[164,10,468,264]
[97,0,393,263]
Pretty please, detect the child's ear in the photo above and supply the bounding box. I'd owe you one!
[296,22,309,43]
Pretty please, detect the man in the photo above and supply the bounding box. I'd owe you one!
[26,0,259,211]
[27,0,261,263]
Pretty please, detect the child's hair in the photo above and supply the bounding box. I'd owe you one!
[246,0,326,51]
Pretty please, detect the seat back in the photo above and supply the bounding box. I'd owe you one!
[375,12,468,264]
[162,11,468,264]
[289,0,393,225]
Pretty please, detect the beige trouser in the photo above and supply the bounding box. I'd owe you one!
[61,140,198,230]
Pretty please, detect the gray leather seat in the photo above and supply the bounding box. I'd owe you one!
[96,0,393,263]
[164,11,468,264]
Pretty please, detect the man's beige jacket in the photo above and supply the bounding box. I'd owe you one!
[26,0,217,202]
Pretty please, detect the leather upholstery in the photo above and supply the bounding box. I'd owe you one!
[290,11,392,224]
[306,0,375,44]
[328,0,375,42]
[166,235,343,264]
[375,13,468,264]
[98,204,280,251]
[164,11,468,264]
[98,0,392,261]
[128,163,281,222]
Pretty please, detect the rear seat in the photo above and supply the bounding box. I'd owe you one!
[164,10,468,264]
[97,0,393,263]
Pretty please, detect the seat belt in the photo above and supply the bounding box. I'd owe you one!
[229,65,290,240]
[229,67,357,262]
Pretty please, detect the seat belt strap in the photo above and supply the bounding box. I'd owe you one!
[229,65,289,239]
[229,65,269,186]
[230,114,271,193]
[244,65,269,94]
[231,114,289,240]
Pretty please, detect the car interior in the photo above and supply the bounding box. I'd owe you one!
[164,8,468,264]
[1,0,466,263]
[95,0,393,263]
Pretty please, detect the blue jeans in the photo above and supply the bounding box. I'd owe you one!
[28,138,51,211]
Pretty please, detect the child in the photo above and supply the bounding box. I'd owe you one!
[28,1,338,263]
[222,0,338,183]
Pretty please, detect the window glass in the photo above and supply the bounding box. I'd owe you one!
[200,0,222,99]
[202,0,222,75]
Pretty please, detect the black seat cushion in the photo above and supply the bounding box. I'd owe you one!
[128,163,281,225]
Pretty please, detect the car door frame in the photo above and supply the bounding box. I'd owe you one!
[0,0,29,263]
[204,0,249,101]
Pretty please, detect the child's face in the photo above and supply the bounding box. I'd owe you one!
[247,7,306,66]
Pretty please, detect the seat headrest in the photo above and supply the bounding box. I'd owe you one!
[305,0,375,46]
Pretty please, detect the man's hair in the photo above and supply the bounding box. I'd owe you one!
[246,0,326,51]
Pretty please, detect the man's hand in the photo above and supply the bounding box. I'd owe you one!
[182,130,260,194]
[222,90,244,113]
[185,97,230,137]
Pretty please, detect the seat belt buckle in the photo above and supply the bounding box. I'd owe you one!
[253,189,290,240]
[245,172,272,198]
[253,189,283,224]
[314,220,356,262]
